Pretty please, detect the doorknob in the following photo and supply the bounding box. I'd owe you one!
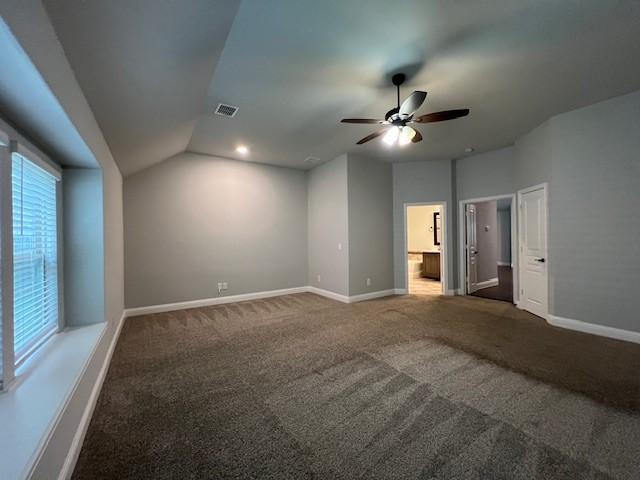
[534,258,545,263]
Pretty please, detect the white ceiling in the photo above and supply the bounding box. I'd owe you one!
[45,0,640,175]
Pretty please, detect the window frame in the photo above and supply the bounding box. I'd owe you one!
[0,122,63,389]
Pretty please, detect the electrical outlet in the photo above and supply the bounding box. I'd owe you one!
[317,274,321,283]
[366,278,371,287]
[217,282,229,295]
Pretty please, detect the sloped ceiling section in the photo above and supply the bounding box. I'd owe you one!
[44,0,241,176]
[189,0,640,169]
[44,0,640,174]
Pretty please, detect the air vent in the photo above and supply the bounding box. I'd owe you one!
[214,103,238,118]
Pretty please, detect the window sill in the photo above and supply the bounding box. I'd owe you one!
[0,322,106,480]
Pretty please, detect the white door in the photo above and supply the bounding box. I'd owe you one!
[465,204,479,293]
[518,185,548,318]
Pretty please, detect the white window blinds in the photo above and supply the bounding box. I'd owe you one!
[11,152,59,364]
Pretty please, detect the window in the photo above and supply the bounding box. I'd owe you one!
[0,133,61,388]
[12,152,59,364]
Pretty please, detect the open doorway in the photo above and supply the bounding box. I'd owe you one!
[460,195,517,303]
[404,203,446,295]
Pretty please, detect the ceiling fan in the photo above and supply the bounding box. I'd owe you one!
[341,73,470,146]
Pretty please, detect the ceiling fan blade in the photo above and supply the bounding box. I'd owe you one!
[399,91,427,117]
[356,129,387,145]
[412,109,470,123]
[411,129,423,143]
[341,118,384,124]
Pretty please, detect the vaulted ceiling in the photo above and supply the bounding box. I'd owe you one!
[45,0,640,176]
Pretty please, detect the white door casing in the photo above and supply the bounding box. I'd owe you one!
[465,204,479,293]
[518,184,548,318]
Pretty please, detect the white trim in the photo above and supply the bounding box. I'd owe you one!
[347,289,396,303]
[548,315,640,345]
[58,313,126,480]
[126,287,403,316]
[305,286,350,303]
[497,261,512,267]
[0,144,15,388]
[20,323,108,480]
[402,201,448,295]
[125,287,310,316]
[458,194,518,302]
[474,278,499,290]
[394,288,408,295]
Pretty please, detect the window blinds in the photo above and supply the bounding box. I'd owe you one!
[11,152,59,364]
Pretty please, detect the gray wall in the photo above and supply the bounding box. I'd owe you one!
[513,121,552,191]
[347,155,394,296]
[124,152,308,308]
[62,169,104,327]
[307,154,349,296]
[455,147,515,201]
[0,1,125,327]
[392,159,456,291]
[452,89,640,334]
[549,90,640,331]
[497,208,511,265]
[474,201,498,283]
[0,2,126,478]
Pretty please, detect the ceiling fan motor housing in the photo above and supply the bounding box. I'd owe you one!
[391,73,406,86]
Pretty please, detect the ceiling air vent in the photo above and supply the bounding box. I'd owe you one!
[214,103,238,118]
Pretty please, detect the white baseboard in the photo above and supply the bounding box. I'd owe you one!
[394,288,408,295]
[58,312,126,480]
[306,287,396,304]
[125,287,309,316]
[347,289,396,303]
[127,286,403,316]
[474,278,499,290]
[305,286,350,303]
[547,314,640,345]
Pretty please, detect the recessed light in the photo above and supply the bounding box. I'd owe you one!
[464,147,474,153]
[236,145,249,154]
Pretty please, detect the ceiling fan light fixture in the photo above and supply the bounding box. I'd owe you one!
[398,126,416,146]
[382,126,400,146]
[236,145,249,154]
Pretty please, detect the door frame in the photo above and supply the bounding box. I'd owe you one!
[517,182,549,317]
[458,194,518,302]
[403,201,449,295]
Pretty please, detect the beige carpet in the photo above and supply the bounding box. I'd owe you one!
[73,293,640,479]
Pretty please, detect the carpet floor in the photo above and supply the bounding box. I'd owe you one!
[73,293,640,479]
